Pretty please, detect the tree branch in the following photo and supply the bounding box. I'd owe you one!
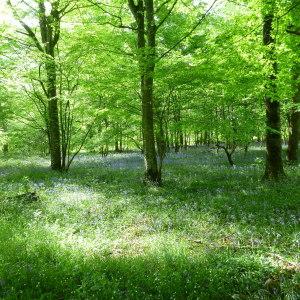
[158,0,218,61]
[155,0,172,14]
[7,0,44,52]
[286,27,300,36]
[156,0,178,32]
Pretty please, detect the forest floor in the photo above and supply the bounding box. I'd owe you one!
[0,146,299,299]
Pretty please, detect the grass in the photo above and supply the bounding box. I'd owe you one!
[0,146,299,299]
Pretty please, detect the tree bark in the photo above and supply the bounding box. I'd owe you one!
[287,69,300,163]
[45,52,61,170]
[115,140,119,152]
[40,2,62,170]
[262,9,285,180]
[129,0,160,184]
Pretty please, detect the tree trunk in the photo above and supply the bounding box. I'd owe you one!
[225,149,234,166]
[129,0,160,184]
[3,144,8,154]
[184,132,188,150]
[39,1,61,170]
[1,124,8,154]
[115,140,119,152]
[141,51,160,183]
[165,124,170,151]
[204,131,208,145]
[156,117,166,178]
[45,49,61,170]
[120,133,123,152]
[287,72,300,163]
[174,132,180,153]
[8,0,62,170]
[262,9,285,180]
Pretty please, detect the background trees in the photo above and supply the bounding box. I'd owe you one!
[0,0,299,181]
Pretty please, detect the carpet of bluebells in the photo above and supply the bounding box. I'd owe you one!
[0,147,299,299]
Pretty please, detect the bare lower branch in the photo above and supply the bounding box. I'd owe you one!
[286,28,300,35]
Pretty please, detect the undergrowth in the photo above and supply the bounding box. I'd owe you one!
[0,147,299,299]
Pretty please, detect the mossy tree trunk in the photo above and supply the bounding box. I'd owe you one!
[39,1,61,170]
[129,0,160,184]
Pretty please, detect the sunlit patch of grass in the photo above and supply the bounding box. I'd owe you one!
[0,146,299,299]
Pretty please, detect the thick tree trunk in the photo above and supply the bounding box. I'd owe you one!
[142,74,160,183]
[39,1,61,170]
[287,73,300,163]
[264,99,285,178]
[8,0,63,170]
[262,11,285,180]
[129,0,160,184]
[143,0,160,184]
[46,51,61,170]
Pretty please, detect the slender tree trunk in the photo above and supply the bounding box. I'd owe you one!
[184,132,188,150]
[262,8,285,180]
[120,133,123,152]
[3,144,8,154]
[165,123,170,151]
[174,132,180,153]
[204,131,208,145]
[156,117,166,178]
[170,132,174,149]
[115,140,119,152]
[244,144,249,158]
[287,71,300,163]
[2,124,8,154]
[225,149,234,166]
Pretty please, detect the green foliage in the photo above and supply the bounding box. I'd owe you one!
[0,0,299,296]
[0,0,298,158]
